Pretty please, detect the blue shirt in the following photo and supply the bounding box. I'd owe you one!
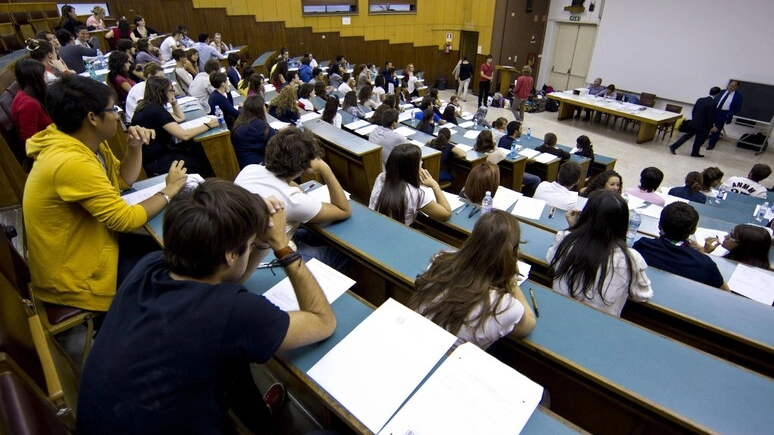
[668,186,707,204]
[633,237,724,288]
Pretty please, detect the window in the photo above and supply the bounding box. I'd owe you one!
[302,0,358,15]
[369,1,417,14]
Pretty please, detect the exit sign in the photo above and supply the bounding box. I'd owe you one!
[569,15,580,21]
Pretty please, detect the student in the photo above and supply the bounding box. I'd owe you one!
[440,105,458,125]
[342,90,365,119]
[309,67,324,86]
[59,5,83,35]
[372,75,387,103]
[669,171,707,203]
[581,170,622,197]
[115,39,144,82]
[268,85,301,124]
[338,72,354,93]
[626,167,665,206]
[131,76,216,176]
[369,143,451,226]
[191,33,227,71]
[226,53,242,89]
[86,6,106,30]
[573,135,594,174]
[416,108,436,134]
[721,164,772,198]
[491,117,508,144]
[173,48,194,94]
[358,85,378,111]
[135,38,162,66]
[700,167,724,197]
[473,106,492,128]
[247,73,265,98]
[209,32,229,54]
[76,179,336,434]
[130,15,158,42]
[368,109,406,169]
[237,65,254,96]
[328,64,343,90]
[25,38,60,83]
[497,121,541,195]
[35,30,70,75]
[633,202,728,289]
[125,63,165,122]
[355,63,371,92]
[159,29,184,62]
[234,128,351,270]
[535,132,570,161]
[404,63,420,96]
[104,18,132,50]
[473,129,506,164]
[107,51,136,106]
[297,83,316,112]
[478,55,494,108]
[56,29,96,74]
[448,95,463,116]
[184,49,201,76]
[230,95,277,168]
[461,162,500,204]
[534,161,583,211]
[547,190,653,316]
[321,95,342,128]
[704,224,771,270]
[426,127,466,183]
[11,59,52,147]
[73,25,97,50]
[24,75,187,313]
[298,57,313,83]
[208,72,240,128]
[411,210,536,349]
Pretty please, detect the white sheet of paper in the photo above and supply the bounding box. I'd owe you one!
[176,96,198,105]
[463,130,481,140]
[269,120,290,130]
[445,129,458,136]
[516,261,531,286]
[400,103,415,110]
[442,191,465,212]
[300,112,321,122]
[355,124,378,136]
[308,299,457,434]
[461,112,474,120]
[492,186,523,211]
[518,148,540,159]
[455,144,473,153]
[692,227,729,257]
[637,204,664,219]
[728,264,774,305]
[230,91,240,98]
[378,343,543,435]
[458,121,474,128]
[364,110,375,119]
[410,139,425,147]
[398,111,414,122]
[123,174,204,205]
[345,119,371,130]
[510,197,546,220]
[394,126,418,137]
[305,184,351,203]
[626,195,647,210]
[533,153,558,164]
[262,258,354,311]
[179,116,215,130]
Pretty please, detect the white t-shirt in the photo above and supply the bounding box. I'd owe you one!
[368,126,409,169]
[407,75,419,93]
[546,230,653,317]
[297,98,315,112]
[234,165,322,237]
[447,290,523,350]
[159,36,178,61]
[369,172,432,226]
[372,86,386,103]
[125,81,147,123]
[338,82,352,93]
[188,72,215,110]
[722,176,768,198]
[534,181,578,211]
[330,112,342,129]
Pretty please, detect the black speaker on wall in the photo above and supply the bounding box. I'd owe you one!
[526,0,534,13]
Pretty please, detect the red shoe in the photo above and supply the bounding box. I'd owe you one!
[263,383,285,417]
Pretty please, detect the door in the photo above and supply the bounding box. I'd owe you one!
[460,31,478,67]
[549,23,597,90]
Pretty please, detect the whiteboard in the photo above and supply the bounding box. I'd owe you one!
[587,0,774,104]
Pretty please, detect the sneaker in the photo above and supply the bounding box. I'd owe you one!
[263,383,285,417]
[690,153,705,158]
[668,146,676,155]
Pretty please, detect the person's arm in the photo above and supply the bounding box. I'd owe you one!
[306,158,351,223]
[184,60,198,77]
[77,45,98,57]
[119,126,154,184]
[235,196,286,283]
[137,160,188,219]
[508,285,537,337]
[118,77,133,93]
[451,145,467,158]
[419,168,451,221]
[169,98,186,122]
[163,117,217,141]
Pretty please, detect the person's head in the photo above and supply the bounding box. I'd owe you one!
[170,29,183,42]
[506,120,522,138]
[376,144,423,222]
[248,73,264,94]
[136,38,151,53]
[464,162,500,204]
[576,135,592,151]
[727,80,740,92]
[204,59,221,75]
[638,167,664,192]
[15,58,47,103]
[313,67,323,80]
[748,164,772,183]
[709,86,722,97]
[139,76,175,109]
[305,52,314,61]
[264,127,323,179]
[593,77,602,86]
[522,65,532,75]
[659,202,699,241]
[61,4,76,19]
[116,38,135,54]
[428,88,439,100]
[172,48,187,62]
[301,57,310,66]
[405,63,414,74]
[492,117,507,130]
[55,29,74,46]
[449,95,459,106]
[473,130,495,153]
[143,62,164,79]
[701,167,724,190]
[557,161,582,189]
[340,71,351,84]
[542,132,557,147]
[163,179,268,280]
[357,85,372,104]
[25,38,54,63]
[280,48,289,60]
[335,54,344,63]
[381,109,399,128]
[36,30,60,49]
[683,171,703,195]
[228,53,241,68]
[117,18,131,35]
[606,84,616,92]
[342,90,358,109]
[133,15,145,27]
[177,25,189,36]
[186,48,199,64]
[196,32,209,43]
[723,224,771,269]
[91,6,105,18]
[299,83,315,100]
[384,60,393,70]
[441,105,457,123]
[45,74,117,136]
[75,26,90,44]
[313,80,326,99]
[286,70,299,85]
[418,108,434,127]
[321,95,340,124]
[429,127,451,152]
[213,33,222,44]
[232,94,267,132]
[411,210,522,335]
[107,50,130,79]
[485,54,493,64]
[584,170,622,196]
[383,94,398,110]
[209,71,229,91]
[271,85,299,116]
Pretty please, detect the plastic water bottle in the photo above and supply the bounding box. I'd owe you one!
[715,186,725,203]
[214,106,225,131]
[509,140,517,159]
[621,94,626,103]
[626,210,641,246]
[295,119,304,131]
[481,191,493,214]
[228,43,234,51]
[86,60,97,79]
[96,49,106,70]
[756,201,769,222]
[526,128,531,140]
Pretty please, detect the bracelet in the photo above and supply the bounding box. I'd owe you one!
[276,251,302,268]
[155,191,170,204]
[273,245,295,260]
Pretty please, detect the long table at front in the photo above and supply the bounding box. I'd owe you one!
[547,92,682,144]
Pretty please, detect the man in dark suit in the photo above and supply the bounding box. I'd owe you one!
[669,86,721,157]
[707,80,743,150]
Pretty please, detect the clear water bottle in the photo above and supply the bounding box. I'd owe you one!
[228,43,234,51]
[526,128,531,140]
[715,186,725,203]
[86,60,97,80]
[96,49,106,70]
[756,201,769,222]
[295,119,304,131]
[626,210,641,246]
[621,94,626,103]
[509,140,517,159]
[214,106,225,131]
[481,191,493,214]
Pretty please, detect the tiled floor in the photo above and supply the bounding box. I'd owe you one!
[444,89,774,192]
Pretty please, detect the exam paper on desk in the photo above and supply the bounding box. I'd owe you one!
[511,196,546,220]
[300,112,321,122]
[442,191,465,212]
[463,130,480,140]
[394,126,418,137]
[262,258,355,311]
[269,120,290,130]
[458,121,474,128]
[533,153,557,164]
[518,148,540,159]
[344,119,370,130]
[692,227,729,257]
[493,186,522,211]
[307,299,457,434]
[355,124,378,136]
[179,116,216,130]
[728,264,774,305]
[122,174,205,205]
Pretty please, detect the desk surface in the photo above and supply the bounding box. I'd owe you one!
[548,92,682,124]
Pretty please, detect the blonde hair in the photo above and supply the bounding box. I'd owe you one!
[91,6,105,15]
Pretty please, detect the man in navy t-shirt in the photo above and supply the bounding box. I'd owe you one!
[77,179,337,434]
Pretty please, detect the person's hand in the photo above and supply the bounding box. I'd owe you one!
[264,207,290,251]
[419,168,439,189]
[262,195,286,218]
[565,209,580,227]
[126,126,155,148]
[687,238,705,253]
[164,160,188,195]
[703,236,720,254]
[306,157,329,174]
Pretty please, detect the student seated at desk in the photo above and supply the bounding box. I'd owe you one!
[440,105,458,125]
[370,143,452,226]
[235,128,351,271]
[626,167,665,206]
[230,95,277,168]
[358,85,378,111]
[56,29,96,74]
[126,63,165,123]
[172,49,194,95]
[76,180,337,434]
[633,202,729,290]
[417,108,437,135]
[580,170,622,197]
[535,132,570,161]
[497,121,541,196]
[247,73,266,98]
[547,190,653,317]
[107,51,136,107]
[208,72,240,128]
[722,163,772,199]
[343,91,366,119]
[369,109,407,169]
[669,171,707,204]
[411,210,536,349]
[321,95,342,128]
[703,224,771,270]
[11,59,52,148]
[534,161,582,211]
[189,60,222,114]
[297,83,316,112]
[573,135,594,175]
[460,162,500,204]
[426,128,466,183]
[135,38,162,67]
[700,166,724,198]
[268,86,301,124]
[131,76,215,177]
[491,117,508,144]
[473,130,507,164]
[473,106,492,128]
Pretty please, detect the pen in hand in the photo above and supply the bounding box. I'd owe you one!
[529,288,540,318]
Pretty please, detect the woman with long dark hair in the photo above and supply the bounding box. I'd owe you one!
[705,224,771,270]
[11,59,52,147]
[580,170,622,197]
[321,95,342,128]
[440,105,457,125]
[59,4,83,35]
[237,65,254,97]
[358,85,378,111]
[342,90,365,119]
[108,50,136,105]
[700,167,724,197]
[416,108,435,134]
[247,73,265,98]
[230,95,277,168]
[411,210,536,349]
[135,38,162,65]
[669,171,706,203]
[369,143,451,226]
[547,190,653,316]
[426,127,466,182]
[270,60,288,89]
[105,17,132,50]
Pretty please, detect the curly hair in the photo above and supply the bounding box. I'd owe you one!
[269,85,299,118]
[264,127,323,179]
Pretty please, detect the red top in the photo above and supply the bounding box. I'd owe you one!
[111,75,136,103]
[11,90,52,147]
[514,75,534,99]
[480,62,494,82]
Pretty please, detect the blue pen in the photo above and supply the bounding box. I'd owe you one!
[455,203,470,215]
[468,207,480,218]
[303,183,315,193]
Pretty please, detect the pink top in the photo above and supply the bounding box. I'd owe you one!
[86,16,105,30]
[514,75,534,99]
[625,187,665,206]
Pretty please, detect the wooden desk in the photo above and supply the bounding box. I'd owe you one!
[547,92,681,144]
[185,107,241,181]
[252,50,277,76]
[217,45,248,68]
[495,65,520,96]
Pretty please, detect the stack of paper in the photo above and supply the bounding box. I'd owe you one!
[262,259,354,311]
[122,174,205,205]
[463,130,481,140]
[455,144,473,153]
[355,124,378,136]
[458,121,474,128]
[518,148,540,159]
[300,112,321,122]
[344,119,371,130]
[179,116,215,130]
[637,204,664,219]
[269,120,291,130]
[533,153,557,164]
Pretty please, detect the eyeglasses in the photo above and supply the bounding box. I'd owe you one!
[251,241,270,251]
[97,106,120,114]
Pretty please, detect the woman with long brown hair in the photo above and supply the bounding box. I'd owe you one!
[411,210,536,349]
[268,85,300,123]
[230,95,277,168]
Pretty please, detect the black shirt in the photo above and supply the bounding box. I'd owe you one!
[130,103,176,165]
[633,237,724,288]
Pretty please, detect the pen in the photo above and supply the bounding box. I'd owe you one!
[455,203,470,215]
[548,207,556,219]
[468,207,480,218]
[303,183,315,193]
[529,288,540,318]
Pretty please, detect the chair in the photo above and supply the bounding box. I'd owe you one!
[27,11,50,34]
[0,84,31,171]
[657,104,683,140]
[10,12,36,40]
[639,92,656,108]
